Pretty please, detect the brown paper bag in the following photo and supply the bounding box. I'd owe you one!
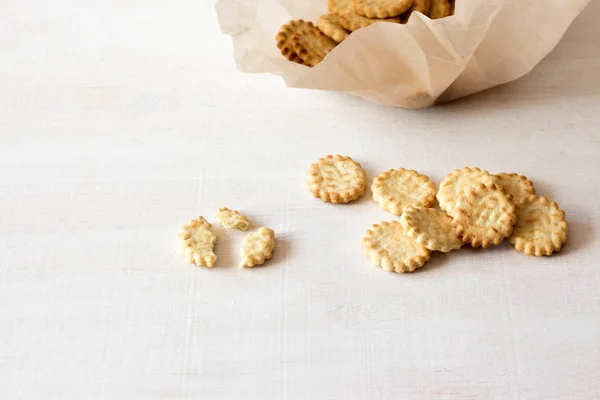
[216,0,590,108]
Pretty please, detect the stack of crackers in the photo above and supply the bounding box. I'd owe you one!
[277,0,456,67]
[307,155,568,273]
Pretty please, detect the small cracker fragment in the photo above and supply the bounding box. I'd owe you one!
[400,206,462,252]
[493,173,535,205]
[508,195,568,257]
[371,168,436,215]
[216,207,249,231]
[276,20,310,65]
[318,14,350,43]
[363,220,431,273]
[354,0,414,18]
[437,167,495,213]
[178,216,217,267]
[428,0,451,19]
[240,227,275,268]
[291,23,337,67]
[337,12,401,31]
[450,183,517,248]
[307,154,367,204]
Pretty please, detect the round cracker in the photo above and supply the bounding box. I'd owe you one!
[291,23,337,67]
[307,154,367,204]
[428,0,450,19]
[508,195,568,257]
[493,172,535,205]
[354,0,414,18]
[371,168,436,215]
[400,206,462,252]
[318,14,350,43]
[276,20,310,65]
[363,220,431,273]
[437,166,494,213]
[450,183,517,248]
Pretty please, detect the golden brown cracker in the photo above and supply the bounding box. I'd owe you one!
[508,196,568,257]
[276,20,309,65]
[400,206,462,252]
[437,167,495,213]
[291,23,337,67]
[307,154,367,204]
[354,0,414,18]
[371,168,436,215]
[493,173,535,206]
[450,183,517,248]
[363,220,431,273]
[329,0,355,15]
[318,14,350,43]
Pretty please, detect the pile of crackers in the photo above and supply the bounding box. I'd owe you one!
[277,0,456,67]
[307,155,568,273]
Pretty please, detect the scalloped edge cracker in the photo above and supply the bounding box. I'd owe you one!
[363,220,431,273]
[400,206,462,252]
[451,183,517,248]
[318,14,350,43]
[371,168,436,215]
[508,195,568,256]
[307,154,367,204]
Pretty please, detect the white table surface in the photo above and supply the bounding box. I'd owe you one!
[1,1,600,399]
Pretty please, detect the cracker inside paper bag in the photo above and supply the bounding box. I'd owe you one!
[216,0,590,108]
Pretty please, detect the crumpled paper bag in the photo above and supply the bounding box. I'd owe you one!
[216,0,590,108]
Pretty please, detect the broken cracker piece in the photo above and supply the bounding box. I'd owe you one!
[307,154,367,204]
[216,207,249,231]
[400,206,462,252]
[178,216,217,267]
[450,183,517,248]
[371,168,436,215]
[508,195,568,257]
[363,220,431,273]
[240,227,276,268]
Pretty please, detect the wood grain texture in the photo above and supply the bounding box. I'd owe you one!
[0,0,599,398]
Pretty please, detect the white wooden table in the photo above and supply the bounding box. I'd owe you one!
[1,1,599,399]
